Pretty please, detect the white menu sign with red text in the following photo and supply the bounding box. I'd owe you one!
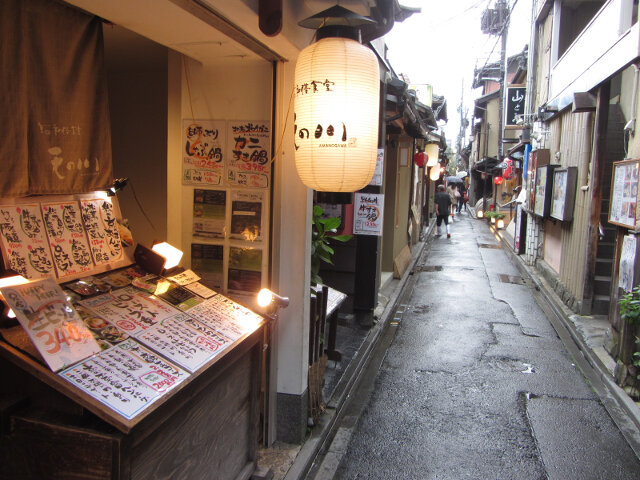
[0,278,101,372]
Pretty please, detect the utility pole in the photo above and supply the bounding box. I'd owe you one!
[481,0,510,210]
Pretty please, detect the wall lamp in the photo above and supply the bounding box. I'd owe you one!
[106,177,129,196]
[257,288,290,310]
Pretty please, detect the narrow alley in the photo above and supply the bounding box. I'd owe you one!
[310,211,640,480]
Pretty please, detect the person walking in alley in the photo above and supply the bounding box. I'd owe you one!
[457,183,468,213]
[435,184,452,238]
[447,183,459,219]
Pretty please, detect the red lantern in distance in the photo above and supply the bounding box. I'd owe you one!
[494,176,504,185]
[414,152,427,167]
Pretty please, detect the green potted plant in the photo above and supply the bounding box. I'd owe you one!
[311,205,352,287]
[618,286,640,397]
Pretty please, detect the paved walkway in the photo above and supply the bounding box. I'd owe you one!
[308,210,640,479]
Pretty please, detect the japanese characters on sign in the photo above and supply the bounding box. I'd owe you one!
[0,278,101,372]
[80,198,123,266]
[42,202,93,278]
[506,87,526,126]
[227,121,271,188]
[353,193,384,236]
[182,120,226,187]
[0,204,55,279]
[609,159,640,229]
[60,338,188,420]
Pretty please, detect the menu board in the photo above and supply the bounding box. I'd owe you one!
[550,167,577,222]
[60,338,189,420]
[80,198,124,266]
[226,121,271,188]
[354,193,384,236]
[79,287,179,336]
[0,203,55,279]
[609,159,640,229]
[136,312,233,373]
[41,201,93,278]
[0,278,101,372]
[187,293,262,342]
[182,119,226,187]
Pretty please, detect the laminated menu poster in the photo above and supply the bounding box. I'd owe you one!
[0,278,101,372]
[60,338,189,420]
[182,119,226,186]
[228,246,262,294]
[80,198,123,266]
[136,312,233,373]
[79,286,179,336]
[226,121,271,188]
[193,189,226,238]
[187,293,262,342]
[230,190,263,241]
[191,243,224,290]
[74,303,129,351]
[0,203,55,279]
[41,201,94,279]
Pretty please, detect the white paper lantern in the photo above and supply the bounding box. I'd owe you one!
[294,37,380,192]
[425,143,439,167]
[429,165,441,181]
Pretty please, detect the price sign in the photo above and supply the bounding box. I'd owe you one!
[1,278,101,371]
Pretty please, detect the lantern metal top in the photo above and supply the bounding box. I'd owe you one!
[299,5,376,41]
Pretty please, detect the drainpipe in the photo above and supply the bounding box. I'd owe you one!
[626,63,640,137]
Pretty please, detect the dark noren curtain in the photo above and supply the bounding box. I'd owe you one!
[0,0,113,196]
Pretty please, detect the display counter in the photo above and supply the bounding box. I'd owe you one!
[0,267,265,480]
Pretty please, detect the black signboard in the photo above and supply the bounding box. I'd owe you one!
[506,87,526,126]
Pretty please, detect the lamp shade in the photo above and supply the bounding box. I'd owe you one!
[429,165,440,181]
[294,37,380,192]
[414,152,427,167]
[425,143,439,167]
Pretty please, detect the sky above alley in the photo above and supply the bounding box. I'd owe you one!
[384,0,533,150]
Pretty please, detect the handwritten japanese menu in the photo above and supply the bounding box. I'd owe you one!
[136,312,233,373]
[183,119,226,187]
[187,293,262,341]
[0,204,55,278]
[60,338,188,420]
[79,287,178,336]
[227,121,271,188]
[0,278,101,372]
[80,198,123,266]
[354,193,384,236]
[42,202,93,278]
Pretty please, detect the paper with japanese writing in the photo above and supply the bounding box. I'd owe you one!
[354,193,384,236]
[182,119,226,186]
[609,161,639,228]
[184,281,216,299]
[79,286,179,336]
[80,198,123,266]
[136,312,233,373]
[0,278,101,372]
[0,204,55,279]
[60,338,189,420]
[186,293,262,341]
[167,269,201,286]
[193,189,226,238]
[226,121,271,188]
[41,201,94,278]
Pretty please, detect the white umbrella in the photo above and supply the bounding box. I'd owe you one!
[456,171,468,178]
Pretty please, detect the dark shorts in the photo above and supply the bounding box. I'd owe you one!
[436,214,449,226]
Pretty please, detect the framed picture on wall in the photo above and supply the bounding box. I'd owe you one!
[550,167,578,222]
[609,159,640,229]
[533,164,558,218]
[527,149,550,212]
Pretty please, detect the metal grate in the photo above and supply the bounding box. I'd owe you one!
[478,243,502,249]
[415,265,443,272]
[498,274,525,285]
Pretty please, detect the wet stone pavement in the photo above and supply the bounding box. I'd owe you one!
[326,210,640,479]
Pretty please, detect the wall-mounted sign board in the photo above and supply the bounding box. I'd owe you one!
[550,167,578,222]
[533,164,558,218]
[609,159,640,229]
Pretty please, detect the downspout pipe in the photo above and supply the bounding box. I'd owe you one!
[627,62,640,137]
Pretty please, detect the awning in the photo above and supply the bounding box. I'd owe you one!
[506,139,530,160]
[472,156,499,173]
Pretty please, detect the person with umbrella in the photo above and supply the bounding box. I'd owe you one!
[446,182,460,218]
